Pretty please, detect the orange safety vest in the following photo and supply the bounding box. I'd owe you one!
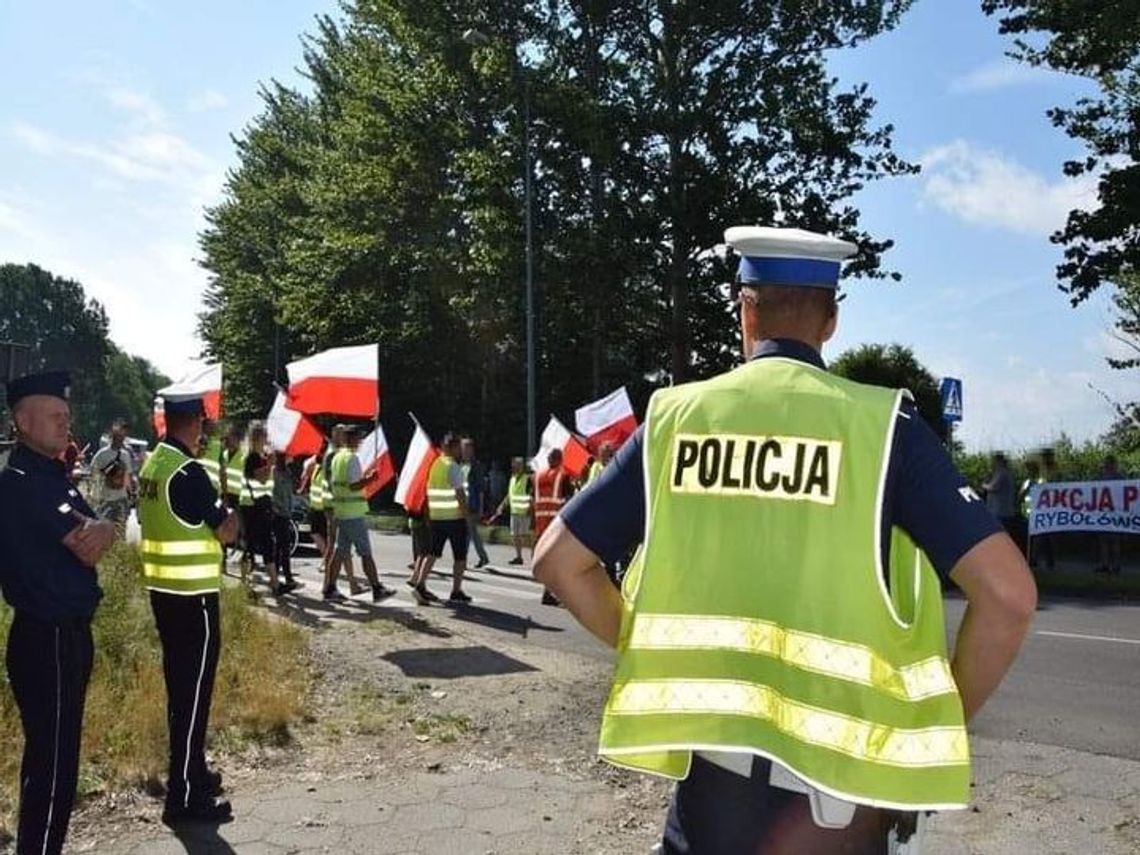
[534,467,567,537]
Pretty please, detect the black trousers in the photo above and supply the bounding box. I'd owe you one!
[272,514,293,581]
[6,613,93,855]
[149,591,221,808]
[663,755,901,855]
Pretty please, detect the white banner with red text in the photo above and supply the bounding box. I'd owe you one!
[1027,480,1140,536]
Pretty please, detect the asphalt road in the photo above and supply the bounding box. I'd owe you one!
[269,529,1140,762]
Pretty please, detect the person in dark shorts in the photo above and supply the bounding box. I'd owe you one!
[239,423,277,592]
[409,434,471,605]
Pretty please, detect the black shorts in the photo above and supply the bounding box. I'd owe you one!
[430,518,469,560]
[308,508,328,538]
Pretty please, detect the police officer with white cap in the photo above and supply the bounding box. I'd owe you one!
[535,226,1038,853]
[0,371,116,854]
[137,388,238,825]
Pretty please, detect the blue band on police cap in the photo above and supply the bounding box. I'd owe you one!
[737,256,841,288]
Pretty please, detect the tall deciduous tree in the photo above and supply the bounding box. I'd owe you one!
[983,0,1140,302]
[831,343,947,439]
[0,264,168,442]
[200,0,916,463]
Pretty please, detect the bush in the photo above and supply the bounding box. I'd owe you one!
[0,543,308,834]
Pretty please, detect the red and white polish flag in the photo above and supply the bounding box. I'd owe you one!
[575,386,638,454]
[394,417,439,514]
[285,344,379,417]
[532,416,591,479]
[266,392,326,457]
[158,362,224,421]
[356,425,396,499]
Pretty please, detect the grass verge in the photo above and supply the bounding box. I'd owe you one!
[0,542,308,837]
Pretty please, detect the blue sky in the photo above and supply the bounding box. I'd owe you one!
[0,1,1129,450]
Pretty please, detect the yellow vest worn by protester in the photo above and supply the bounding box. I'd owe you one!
[586,460,605,485]
[137,442,224,595]
[198,436,224,494]
[239,449,274,507]
[309,460,332,512]
[223,446,245,499]
[508,473,532,516]
[427,455,462,521]
[598,357,969,811]
[331,448,369,520]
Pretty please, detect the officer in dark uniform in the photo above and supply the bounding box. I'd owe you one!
[0,371,116,855]
[138,390,238,826]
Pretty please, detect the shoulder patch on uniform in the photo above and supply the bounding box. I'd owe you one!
[670,433,841,505]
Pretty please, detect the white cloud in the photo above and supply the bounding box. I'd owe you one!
[948,60,1055,95]
[186,90,228,113]
[919,140,1099,237]
[104,87,166,126]
[10,120,216,192]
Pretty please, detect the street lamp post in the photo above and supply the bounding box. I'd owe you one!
[464,28,537,456]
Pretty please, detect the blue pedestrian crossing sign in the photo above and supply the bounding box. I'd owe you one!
[940,377,963,423]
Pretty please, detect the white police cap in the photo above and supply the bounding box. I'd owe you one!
[725,226,857,290]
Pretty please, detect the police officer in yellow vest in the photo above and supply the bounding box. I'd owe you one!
[138,390,238,826]
[534,226,1038,854]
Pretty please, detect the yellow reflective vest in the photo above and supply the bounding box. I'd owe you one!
[598,357,969,811]
[427,455,462,521]
[137,442,223,595]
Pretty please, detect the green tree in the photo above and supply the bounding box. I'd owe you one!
[982,0,1140,302]
[830,343,947,439]
[200,0,918,463]
[0,264,168,443]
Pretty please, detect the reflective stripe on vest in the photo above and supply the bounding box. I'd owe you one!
[427,456,462,520]
[534,469,566,520]
[223,447,245,497]
[598,357,969,810]
[199,438,224,492]
[331,448,369,519]
[309,464,328,511]
[137,443,223,595]
[509,473,532,515]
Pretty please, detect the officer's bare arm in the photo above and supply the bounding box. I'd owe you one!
[533,517,622,647]
[948,531,1038,721]
[214,510,239,545]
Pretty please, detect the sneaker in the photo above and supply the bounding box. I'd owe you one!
[508,557,524,566]
[372,584,396,603]
[414,584,440,605]
[475,557,489,569]
[448,589,473,605]
[349,582,368,596]
[404,578,417,590]
[162,798,233,826]
[322,588,348,603]
[541,591,561,606]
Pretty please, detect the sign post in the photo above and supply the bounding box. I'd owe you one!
[939,376,963,449]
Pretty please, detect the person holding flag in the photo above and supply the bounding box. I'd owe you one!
[409,434,472,605]
[326,425,395,602]
[534,448,573,606]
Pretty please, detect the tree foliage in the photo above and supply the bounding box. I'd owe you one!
[200,0,916,462]
[830,342,947,439]
[982,0,1140,303]
[0,264,168,443]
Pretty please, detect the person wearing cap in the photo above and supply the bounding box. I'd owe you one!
[326,425,396,602]
[534,226,1038,853]
[137,390,239,826]
[0,371,115,855]
[492,456,533,565]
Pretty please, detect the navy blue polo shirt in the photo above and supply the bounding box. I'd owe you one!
[0,444,103,621]
[163,437,229,529]
[562,338,1002,580]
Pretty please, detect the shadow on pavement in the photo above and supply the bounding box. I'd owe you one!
[383,645,539,679]
[265,594,453,638]
[446,602,563,638]
[170,822,238,854]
